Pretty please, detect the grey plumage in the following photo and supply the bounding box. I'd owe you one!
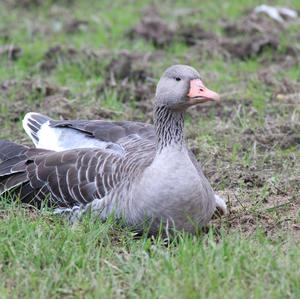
[2,65,227,234]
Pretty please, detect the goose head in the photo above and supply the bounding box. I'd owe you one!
[155,65,220,110]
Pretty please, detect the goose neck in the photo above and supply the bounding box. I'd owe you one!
[153,105,185,151]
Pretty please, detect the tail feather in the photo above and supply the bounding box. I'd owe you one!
[23,112,52,146]
[0,141,51,207]
[0,141,30,195]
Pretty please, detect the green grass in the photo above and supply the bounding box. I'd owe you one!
[0,206,299,299]
[0,0,300,298]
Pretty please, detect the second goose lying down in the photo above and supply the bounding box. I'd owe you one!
[1,65,226,234]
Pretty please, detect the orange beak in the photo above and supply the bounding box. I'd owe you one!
[187,79,220,104]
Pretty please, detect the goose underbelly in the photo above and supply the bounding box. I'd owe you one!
[131,147,216,232]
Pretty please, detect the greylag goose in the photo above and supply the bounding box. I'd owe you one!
[1,65,226,234]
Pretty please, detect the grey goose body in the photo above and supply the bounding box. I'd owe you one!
[1,65,226,234]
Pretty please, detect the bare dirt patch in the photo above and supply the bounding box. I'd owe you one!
[40,45,109,73]
[184,10,300,61]
[0,45,22,61]
[212,189,299,239]
[0,79,71,122]
[177,23,216,46]
[96,51,157,117]
[0,78,74,143]
[245,120,300,150]
[64,19,89,34]
[258,69,300,97]
[127,6,175,48]
[127,6,215,48]
[222,12,283,37]
[189,33,284,61]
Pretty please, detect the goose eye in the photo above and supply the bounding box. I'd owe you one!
[175,77,181,81]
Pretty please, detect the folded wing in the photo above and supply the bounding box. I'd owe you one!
[0,140,128,208]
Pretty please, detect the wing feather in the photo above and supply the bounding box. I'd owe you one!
[0,139,154,209]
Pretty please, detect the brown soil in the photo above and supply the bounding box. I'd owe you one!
[222,12,283,37]
[64,19,89,34]
[127,7,215,48]
[127,6,175,48]
[185,11,299,61]
[0,45,22,61]
[40,45,110,73]
[177,23,216,46]
[96,51,157,106]
[0,79,71,123]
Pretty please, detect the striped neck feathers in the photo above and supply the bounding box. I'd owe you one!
[153,105,185,151]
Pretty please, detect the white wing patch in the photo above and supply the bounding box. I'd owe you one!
[37,122,122,152]
[23,112,125,154]
[22,112,40,146]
